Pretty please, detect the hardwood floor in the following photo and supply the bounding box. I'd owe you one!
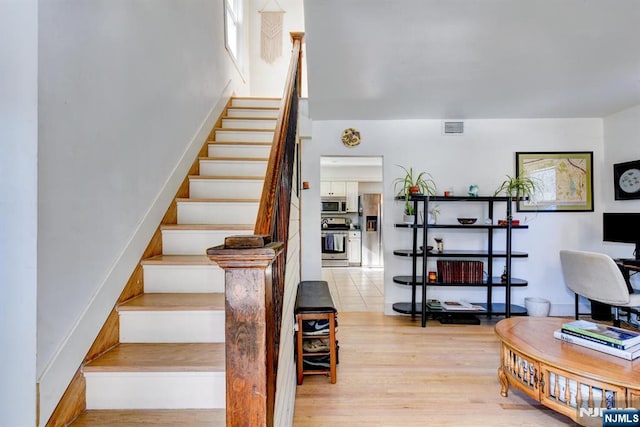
[71,265,577,426]
[70,312,577,426]
[293,312,576,426]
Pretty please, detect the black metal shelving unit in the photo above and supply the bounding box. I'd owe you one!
[392,195,529,327]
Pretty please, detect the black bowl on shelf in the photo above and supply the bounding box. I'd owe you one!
[419,245,434,252]
[457,217,477,225]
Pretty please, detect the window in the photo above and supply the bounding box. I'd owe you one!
[225,0,242,65]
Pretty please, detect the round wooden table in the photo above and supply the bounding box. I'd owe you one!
[495,317,640,426]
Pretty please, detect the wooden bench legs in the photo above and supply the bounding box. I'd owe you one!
[296,312,337,384]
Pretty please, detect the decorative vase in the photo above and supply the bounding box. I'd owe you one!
[403,214,415,224]
[525,297,550,317]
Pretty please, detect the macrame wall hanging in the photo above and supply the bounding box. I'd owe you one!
[259,0,286,64]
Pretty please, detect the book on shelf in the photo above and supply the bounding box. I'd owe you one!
[426,299,442,309]
[437,260,484,283]
[441,301,486,311]
[561,320,640,348]
[553,329,640,361]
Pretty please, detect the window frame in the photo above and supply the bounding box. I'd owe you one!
[224,0,244,73]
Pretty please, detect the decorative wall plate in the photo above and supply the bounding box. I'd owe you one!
[614,160,640,200]
[341,128,361,147]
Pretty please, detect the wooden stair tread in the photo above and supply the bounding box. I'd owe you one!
[70,409,225,426]
[231,96,280,101]
[160,224,253,231]
[222,116,276,121]
[213,127,275,132]
[83,343,225,372]
[119,293,225,311]
[199,156,269,161]
[227,106,279,111]
[141,255,212,265]
[188,175,265,180]
[207,141,272,146]
[175,197,260,203]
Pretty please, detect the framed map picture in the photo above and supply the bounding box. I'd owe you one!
[613,160,640,200]
[516,152,593,212]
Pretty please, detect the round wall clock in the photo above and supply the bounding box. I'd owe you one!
[341,128,361,147]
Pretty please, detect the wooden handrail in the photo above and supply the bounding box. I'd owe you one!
[207,32,304,427]
[254,32,304,237]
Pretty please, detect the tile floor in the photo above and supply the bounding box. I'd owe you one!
[321,267,384,312]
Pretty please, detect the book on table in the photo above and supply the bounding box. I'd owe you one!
[561,320,640,348]
[553,329,640,361]
[559,328,627,350]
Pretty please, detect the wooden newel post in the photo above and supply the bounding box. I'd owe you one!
[207,235,284,427]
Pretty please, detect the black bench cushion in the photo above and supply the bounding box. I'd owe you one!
[294,281,336,314]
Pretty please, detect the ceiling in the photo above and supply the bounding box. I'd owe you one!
[303,0,640,120]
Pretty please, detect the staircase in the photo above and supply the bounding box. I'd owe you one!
[70,97,281,426]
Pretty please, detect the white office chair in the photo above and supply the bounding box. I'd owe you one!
[560,250,640,327]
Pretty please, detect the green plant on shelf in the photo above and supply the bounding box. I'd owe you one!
[393,165,436,218]
[492,174,540,199]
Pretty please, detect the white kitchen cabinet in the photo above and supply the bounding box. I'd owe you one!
[321,181,347,197]
[345,182,359,212]
[348,230,362,266]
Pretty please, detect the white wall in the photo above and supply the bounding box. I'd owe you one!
[36,1,247,423]
[602,104,640,286]
[603,104,640,212]
[248,0,306,97]
[302,118,604,315]
[0,0,38,425]
[321,165,383,182]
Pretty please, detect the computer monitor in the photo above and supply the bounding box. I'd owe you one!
[603,212,640,260]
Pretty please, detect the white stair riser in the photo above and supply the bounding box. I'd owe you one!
[85,372,225,409]
[119,311,225,343]
[214,130,274,143]
[162,229,253,255]
[208,144,272,159]
[231,98,280,108]
[189,179,264,199]
[199,160,268,176]
[226,108,279,118]
[143,264,225,293]
[222,118,277,129]
[177,202,258,225]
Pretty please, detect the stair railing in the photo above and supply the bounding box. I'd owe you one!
[207,32,304,427]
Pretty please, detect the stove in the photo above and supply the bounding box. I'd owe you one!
[322,217,350,230]
[321,217,350,266]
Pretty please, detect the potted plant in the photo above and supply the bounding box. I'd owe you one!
[393,166,436,223]
[493,174,540,225]
[493,174,539,198]
[428,204,440,224]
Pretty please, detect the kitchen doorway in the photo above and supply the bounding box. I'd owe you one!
[320,156,384,312]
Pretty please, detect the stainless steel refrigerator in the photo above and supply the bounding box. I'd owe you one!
[361,193,383,267]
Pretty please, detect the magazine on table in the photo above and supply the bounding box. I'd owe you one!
[561,320,640,348]
[553,329,640,361]
[559,328,627,350]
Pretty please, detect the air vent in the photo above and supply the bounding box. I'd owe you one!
[443,121,464,135]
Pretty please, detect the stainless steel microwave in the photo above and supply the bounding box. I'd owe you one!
[321,198,347,213]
